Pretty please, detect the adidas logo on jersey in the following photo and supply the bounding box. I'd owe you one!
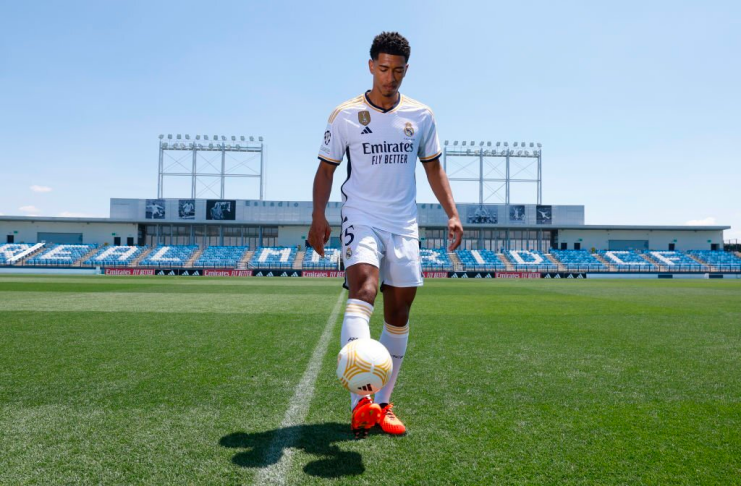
[360,126,373,135]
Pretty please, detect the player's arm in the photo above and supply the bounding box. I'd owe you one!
[423,159,463,251]
[308,161,337,257]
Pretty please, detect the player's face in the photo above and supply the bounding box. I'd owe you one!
[369,53,408,98]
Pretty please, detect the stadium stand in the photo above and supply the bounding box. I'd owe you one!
[249,247,297,269]
[302,248,341,270]
[688,250,741,270]
[504,249,559,271]
[82,245,147,267]
[139,245,199,267]
[420,248,453,271]
[598,250,656,269]
[193,246,249,268]
[25,244,97,266]
[0,243,46,265]
[456,249,506,270]
[550,249,606,271]
[645,251,705,270]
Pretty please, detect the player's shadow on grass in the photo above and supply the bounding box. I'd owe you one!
[220,422,364,479]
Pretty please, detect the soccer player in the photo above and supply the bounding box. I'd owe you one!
[308,32,463,438]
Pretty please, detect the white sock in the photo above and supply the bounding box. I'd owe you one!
[374,321,409,406]
[341,298,373,410]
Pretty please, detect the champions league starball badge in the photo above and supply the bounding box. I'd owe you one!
[358,111,371,126]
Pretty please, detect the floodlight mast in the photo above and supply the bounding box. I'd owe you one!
[157,134,265,200]
[443,140,542,206]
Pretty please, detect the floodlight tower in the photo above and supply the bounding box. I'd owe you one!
[157,134,265,199]
[443,140,542,204]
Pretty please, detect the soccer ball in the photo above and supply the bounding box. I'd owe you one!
[336,338,393,394]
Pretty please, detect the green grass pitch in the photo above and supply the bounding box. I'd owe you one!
[1,275,740,484]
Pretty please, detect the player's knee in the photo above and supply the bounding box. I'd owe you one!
[354,281,378,304]
[385,308,410,327]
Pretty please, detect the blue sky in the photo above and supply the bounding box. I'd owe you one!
[1,1,739,239]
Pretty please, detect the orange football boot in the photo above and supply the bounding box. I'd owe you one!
[351,397,381,439]
[377,403,406,435]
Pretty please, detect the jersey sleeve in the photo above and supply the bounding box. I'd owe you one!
[318,112,346,165]
[418,111,442,163]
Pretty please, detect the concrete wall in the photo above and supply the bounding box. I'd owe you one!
[1,221,138,246]
[558,229,724,251]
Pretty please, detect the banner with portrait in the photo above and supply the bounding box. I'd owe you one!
[536,205,552,225]
[145,199,166,219]
[509,205,525,223]
[206,199,236,220]
[464,204,498,224]
[179,199,195,219]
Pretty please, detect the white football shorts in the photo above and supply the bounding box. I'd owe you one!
[341,223,423,288]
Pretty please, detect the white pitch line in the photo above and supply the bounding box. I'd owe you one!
[255,290,345,486]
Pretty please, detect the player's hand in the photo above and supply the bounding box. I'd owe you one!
[447,215,463,251]
[308,214,332,257]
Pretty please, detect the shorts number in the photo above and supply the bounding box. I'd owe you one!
[344,225,355,246]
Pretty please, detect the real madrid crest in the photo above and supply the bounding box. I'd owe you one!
[404,122,414,137]
[358,111,371,126]
[346,247,353,259]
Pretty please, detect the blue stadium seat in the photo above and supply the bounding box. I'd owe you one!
[0,243,46,265]
[302,248,341,270]
[597,250,656,269]
[644,251,704,270]
[455,249,506,271]
[687,250,741,270]
[249,247,298,269]
[193,246,250,268]
[502,250,559,271]
[82,245,147,267]
[25,244,97,266]
[139,245,199,268]
[550,249,606,271]
[420,248,453,271]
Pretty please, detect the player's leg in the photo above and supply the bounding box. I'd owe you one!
[344,263,383,438]
[374,233,423,434]
[341,224,384,437]
[373,284,415,434]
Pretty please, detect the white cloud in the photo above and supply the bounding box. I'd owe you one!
[685,217,717,226]
[30,185,52,193]
[58,211,94,218]
[19,205,40,214]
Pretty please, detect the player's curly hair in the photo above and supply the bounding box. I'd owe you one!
[370,32,411,62]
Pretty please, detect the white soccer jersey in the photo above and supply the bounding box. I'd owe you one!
[318,91,442,238]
